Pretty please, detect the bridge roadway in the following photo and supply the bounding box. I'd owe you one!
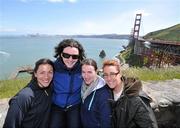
[137,37,180,57]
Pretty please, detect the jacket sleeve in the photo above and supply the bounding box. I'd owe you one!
[133,97,158,128]
[98,90,112,128]
[3,89,32,128]
[3,98,24,128]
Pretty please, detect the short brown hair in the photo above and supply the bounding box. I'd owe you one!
[81,58,98,71]
[102,59,121,73]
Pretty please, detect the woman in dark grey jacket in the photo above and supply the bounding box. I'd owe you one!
[102,59,158,128]
[3,58,54,128]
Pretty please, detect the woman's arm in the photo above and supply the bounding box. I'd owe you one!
[3,88,32,128]
[133,97,158,128]
[98,90,112,128]
[3,97,24,128]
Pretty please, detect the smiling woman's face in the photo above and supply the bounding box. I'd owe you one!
[34,64,54,88]
[61,46,79,69]
[103,65,121,90]
[82,64,97,85]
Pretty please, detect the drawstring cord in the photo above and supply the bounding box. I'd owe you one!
[88,90,97,111]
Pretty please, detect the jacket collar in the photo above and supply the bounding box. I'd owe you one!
[122,76,142,97]
[28,79,51,91]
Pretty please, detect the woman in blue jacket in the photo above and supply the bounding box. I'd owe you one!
[50,39,86,128]
[81,58,112,128]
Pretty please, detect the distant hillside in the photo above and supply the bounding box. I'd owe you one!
[55,34,130,39]
[4,34,130,40]
[143,24,180,42]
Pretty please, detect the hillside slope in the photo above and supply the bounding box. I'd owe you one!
[143,24,180,42]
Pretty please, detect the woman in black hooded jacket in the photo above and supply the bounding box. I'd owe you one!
[102,59,158,128]
[3,58,54,128]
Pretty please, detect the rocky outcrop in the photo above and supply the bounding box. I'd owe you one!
[0,98,9,128]
[99,50,106,58]
[143,79,180,128]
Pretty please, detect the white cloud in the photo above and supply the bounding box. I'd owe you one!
[0,28,17,32]
[82,21,97,30]
[47,0,77,3]
[134,9,151,17]
[56,11,135,35]
[47,0,64,3]
[19,0,38,2]
[68,0,77,3]
[19,0,76,3]
[19,0,28,2]
[75,11,151,35]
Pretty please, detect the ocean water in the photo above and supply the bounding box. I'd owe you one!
[0,36,129,79]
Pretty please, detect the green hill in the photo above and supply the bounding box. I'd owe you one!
[143,24,180,42]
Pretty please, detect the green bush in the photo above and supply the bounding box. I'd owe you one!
[122,66,180,81]
[0,78,30,99]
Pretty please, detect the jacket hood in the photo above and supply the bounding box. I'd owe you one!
[92,75,105,91]
[122,76,142,97]
[81,75,105,102]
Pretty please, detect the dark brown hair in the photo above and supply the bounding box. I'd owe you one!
[81,58,98,71]
[54,39,86,61]
[32,58,54,81]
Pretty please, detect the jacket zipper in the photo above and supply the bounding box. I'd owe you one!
[44,90,48,96]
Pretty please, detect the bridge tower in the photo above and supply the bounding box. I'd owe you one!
[133,14,142,39]
[133,14,142,55]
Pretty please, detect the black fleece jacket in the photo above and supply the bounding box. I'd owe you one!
[3,80,52,128]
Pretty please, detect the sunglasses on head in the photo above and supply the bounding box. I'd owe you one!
[62,52,79,59]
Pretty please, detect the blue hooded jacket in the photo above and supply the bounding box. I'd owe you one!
[81,77,112,128]
[52,58,83,108]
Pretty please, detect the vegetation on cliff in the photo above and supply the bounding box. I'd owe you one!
[119,23,180,67]
[0,78,30,99]
[143,24,180,42]
[1,66,180,99]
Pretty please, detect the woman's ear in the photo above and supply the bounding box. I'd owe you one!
[34,72,37,78]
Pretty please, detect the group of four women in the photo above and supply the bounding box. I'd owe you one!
[3,39,158,128]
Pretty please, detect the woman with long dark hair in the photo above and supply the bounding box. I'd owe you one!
[50,39,86,128]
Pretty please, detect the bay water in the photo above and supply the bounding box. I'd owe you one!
[0,36,129,80]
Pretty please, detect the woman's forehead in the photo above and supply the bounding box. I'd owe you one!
[63,47,79,54]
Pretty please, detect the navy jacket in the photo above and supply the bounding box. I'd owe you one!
[52,58,83,108]
[3,80,52,128]
[81,85,112,128]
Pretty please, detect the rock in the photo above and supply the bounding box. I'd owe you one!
[0,98,9,128]
[99,50,106,58]
[143,79,180,128]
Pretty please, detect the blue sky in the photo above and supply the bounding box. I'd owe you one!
[0,0,179,36]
